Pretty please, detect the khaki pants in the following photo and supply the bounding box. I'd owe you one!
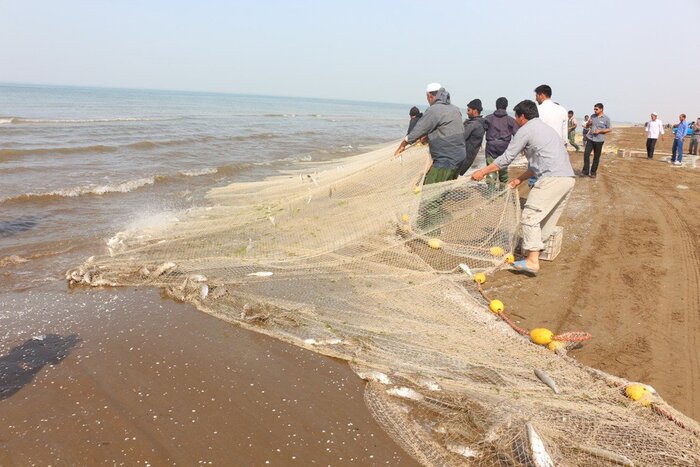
[521,177,575,252]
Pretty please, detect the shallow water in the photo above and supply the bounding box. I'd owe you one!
[0,84,409,291]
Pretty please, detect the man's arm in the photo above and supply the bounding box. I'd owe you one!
[508,168,536,189]
[395,109,438,156]
[471,125,529,180]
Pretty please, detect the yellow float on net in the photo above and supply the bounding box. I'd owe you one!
[427,238,443,249]
[547,340,566,352]
[413,186,422,194]
[489,299,504,314]
[625,384,652,406]
[490,246,504,256]
[473,272,486,284]
[401,213,410,223]
[505,253,515,264]
[530,328,554,345]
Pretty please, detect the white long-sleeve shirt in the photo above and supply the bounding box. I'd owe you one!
[537,99,568,144]
[645,120,664,139]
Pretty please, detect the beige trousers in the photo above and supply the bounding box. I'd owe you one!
[521,176,575,252]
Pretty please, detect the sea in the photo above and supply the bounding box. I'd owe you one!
[0,84,409,293]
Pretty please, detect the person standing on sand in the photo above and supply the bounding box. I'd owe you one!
[395,83,466,230]
[645,112,664,159]
[394,83,466,183]
[406,106,423,135]
[532,84,568,187]
[459,99,487,175]
[470,100,575,276]
[671,114,688,166]
[484,97,518,184]
[582,114,590,147]
[535,84,568,144]
[582,103,611,178]
[567,110,580,151]
[689,118,699,156]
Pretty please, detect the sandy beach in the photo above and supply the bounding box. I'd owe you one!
[1,126,698,465]
[493,127,700,419]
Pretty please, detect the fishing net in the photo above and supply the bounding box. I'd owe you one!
[68,143,700,466]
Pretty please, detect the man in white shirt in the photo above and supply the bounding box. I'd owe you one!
[534,84,568,144]
[530,84,568,186]
[645,112,664,159]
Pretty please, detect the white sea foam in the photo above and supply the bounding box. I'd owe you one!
[8,116,171,124]
[180,168,218,177]
[2,177,156,202]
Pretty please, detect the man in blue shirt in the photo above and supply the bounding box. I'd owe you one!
[672,114,688,166]
[582,103,611,178]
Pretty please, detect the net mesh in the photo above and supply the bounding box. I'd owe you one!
[69,143,700,466]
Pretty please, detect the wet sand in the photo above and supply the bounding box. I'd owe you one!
[0,283,417,465]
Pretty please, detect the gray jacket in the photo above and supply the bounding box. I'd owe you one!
[406,88,466,170]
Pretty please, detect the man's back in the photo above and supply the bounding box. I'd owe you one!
[485,110,517,156]
[405,89,466,170]
[537,100,568,143]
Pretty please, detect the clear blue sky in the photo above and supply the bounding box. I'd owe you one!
[2,0,699,122]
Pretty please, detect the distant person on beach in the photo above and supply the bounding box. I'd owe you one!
[394,83,466,183]
[407,106,423,135]
[484,97,517,184]
[644,112,664,159]
[470,100,575,275]
[582,115,591,146]
[582,103,611,177]
[459,99,486,175]
[689,118,699,156]
[671,114,688,166]
[567,110,580,151]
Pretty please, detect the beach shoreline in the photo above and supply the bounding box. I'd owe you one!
[1,126,698,465]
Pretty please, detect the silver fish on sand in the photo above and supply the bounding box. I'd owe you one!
[576,446,635,466]
[535,369,560,394]
[248,271,273,277]
[526,422,554,467]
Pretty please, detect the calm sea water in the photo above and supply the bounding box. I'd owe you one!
[0,84,409,291]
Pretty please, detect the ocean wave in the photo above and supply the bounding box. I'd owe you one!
[0,163,249,204]
[0,116,173,125]
[0,177,157,203]
[0,137,212,158]
[180,168,218,177]
[225,132,280,142]
[0,145,118,157]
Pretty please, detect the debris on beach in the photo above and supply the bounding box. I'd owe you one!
[152,262,176,277]
[356,370,392,385]
[386,387,424,401]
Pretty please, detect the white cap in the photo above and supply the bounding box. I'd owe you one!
[651,112,658,116]
[426,82,442,92]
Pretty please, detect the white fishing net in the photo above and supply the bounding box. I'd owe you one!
[69,143,700,466]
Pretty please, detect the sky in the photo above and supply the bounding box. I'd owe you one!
[1,0,699,122]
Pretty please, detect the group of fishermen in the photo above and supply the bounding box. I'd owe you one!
[393,83,578,276]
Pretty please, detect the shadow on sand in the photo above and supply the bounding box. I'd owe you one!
[0,333,81,400]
